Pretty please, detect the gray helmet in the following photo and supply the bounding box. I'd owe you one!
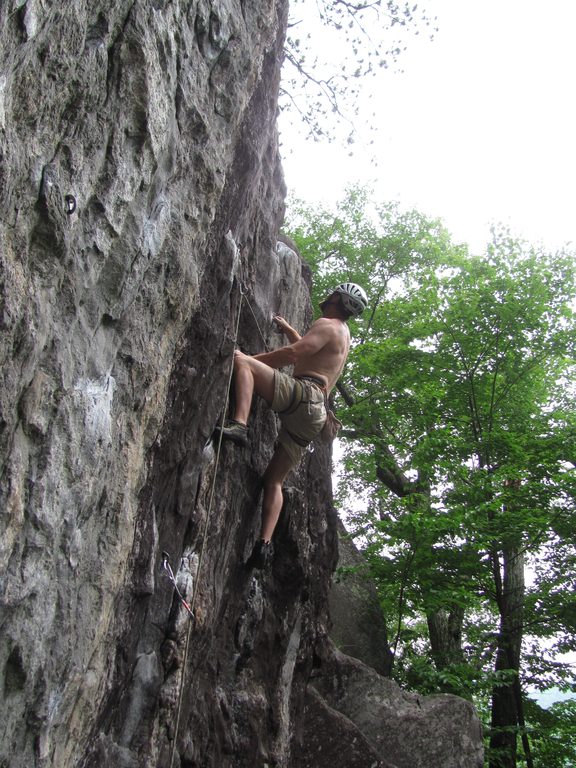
[332,282,368,317]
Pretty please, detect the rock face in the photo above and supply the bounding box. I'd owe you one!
[0,2,483,767]
[329,518,393,677]
[293,648,484,768]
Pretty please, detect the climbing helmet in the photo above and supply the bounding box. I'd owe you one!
[332,282,368,317]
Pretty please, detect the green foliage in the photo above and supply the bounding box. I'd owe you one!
[527,699,576,767]
[285,187,576,763]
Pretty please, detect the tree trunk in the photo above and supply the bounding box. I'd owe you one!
[427,606,465,671]
[373,448,468,681]
[489,545,526,768]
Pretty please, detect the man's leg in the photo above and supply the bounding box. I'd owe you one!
[260,444,294,542]
[232,350,275,425]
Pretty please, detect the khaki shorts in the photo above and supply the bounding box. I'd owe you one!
[271,371,327,468]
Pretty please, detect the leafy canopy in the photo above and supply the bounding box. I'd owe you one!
[286,188,576,760]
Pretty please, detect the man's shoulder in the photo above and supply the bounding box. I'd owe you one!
[307,317,337,335]
[311,316,345,330]
[307,317,349,346]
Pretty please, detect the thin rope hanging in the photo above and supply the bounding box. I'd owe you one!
[242,285,269,351]
[168,287,245,768]
[166,285,278,767]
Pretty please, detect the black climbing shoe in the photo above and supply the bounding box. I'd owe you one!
[214,419,248,447]
[246,539,274,570]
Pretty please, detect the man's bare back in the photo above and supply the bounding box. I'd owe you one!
[293,317,350,392]
[252,313,350,392]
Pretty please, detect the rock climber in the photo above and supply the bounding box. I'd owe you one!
[215,282,368,568]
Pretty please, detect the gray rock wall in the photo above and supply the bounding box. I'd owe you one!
[329,517,393,677]
[0,1,311,765]
[0,2,483,767]
[294,647,484,768]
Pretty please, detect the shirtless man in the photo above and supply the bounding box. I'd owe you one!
[216,283,368,568]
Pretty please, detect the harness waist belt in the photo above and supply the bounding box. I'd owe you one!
[294,375,326,389]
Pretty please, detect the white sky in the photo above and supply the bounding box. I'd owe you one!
[280,0,576,254]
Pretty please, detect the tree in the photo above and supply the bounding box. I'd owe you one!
[286,189,576,766]
[282,1,437,144]
[528,699,576,767]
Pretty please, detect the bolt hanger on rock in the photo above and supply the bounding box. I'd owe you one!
[64,194,76,214]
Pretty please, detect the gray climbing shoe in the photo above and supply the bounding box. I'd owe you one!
[246,539,274,570]
[214,419,248,447]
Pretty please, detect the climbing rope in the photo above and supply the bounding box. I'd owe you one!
[164,282,279,766]
[241,285,270,352]
[167,285,247,768]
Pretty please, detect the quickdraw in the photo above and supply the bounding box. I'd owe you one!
[160,551,194,619]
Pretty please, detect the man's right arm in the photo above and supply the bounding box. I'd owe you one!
[253,318,333,368]
[274,316,301,343]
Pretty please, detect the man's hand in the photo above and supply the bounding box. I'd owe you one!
[273,315,291,332]
[273,316,301,343]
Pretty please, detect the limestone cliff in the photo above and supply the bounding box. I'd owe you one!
[0,2,483,767]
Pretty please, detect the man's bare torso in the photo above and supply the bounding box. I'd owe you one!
[293,317,350,392]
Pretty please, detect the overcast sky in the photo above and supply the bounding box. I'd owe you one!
[280,0,576,254]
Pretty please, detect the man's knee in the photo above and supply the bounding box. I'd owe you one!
[263,466,282,489]
[265,472,288,490]
[263,445,294,487]
[234,352,250,374]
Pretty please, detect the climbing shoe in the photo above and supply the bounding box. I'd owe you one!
[246,539,274,570]
[214,419,248,447]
